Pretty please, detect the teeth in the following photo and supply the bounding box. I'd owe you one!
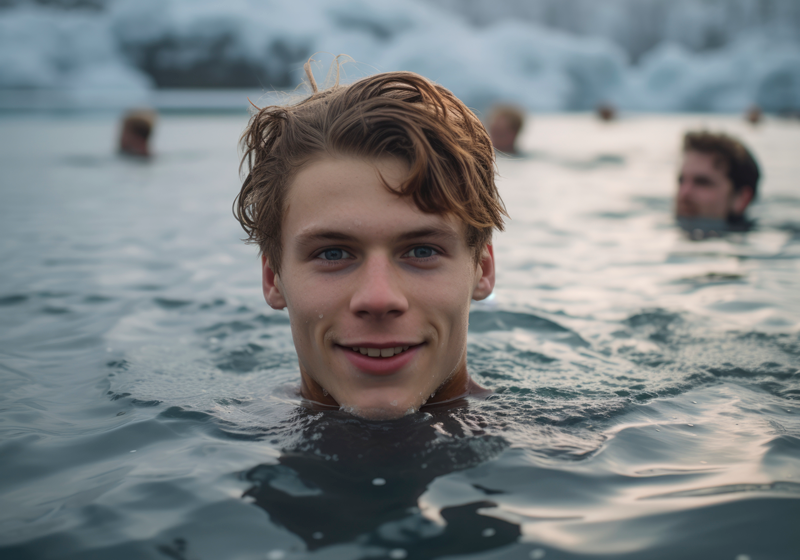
[351,346,413,358]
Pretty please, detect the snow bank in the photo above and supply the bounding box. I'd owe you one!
[0,0,798,112]
[622,35,800,112]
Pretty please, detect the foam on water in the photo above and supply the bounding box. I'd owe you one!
[0,113,799,558]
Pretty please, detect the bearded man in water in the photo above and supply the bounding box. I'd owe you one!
[234,63,506,420]
[676,131,761,230]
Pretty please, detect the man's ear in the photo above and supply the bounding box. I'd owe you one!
[262,255,287,310]
[731,185,754,216]
[472,244,496,301]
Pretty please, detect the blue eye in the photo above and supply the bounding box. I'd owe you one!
[319,248,346,260]
[409,246,436,259]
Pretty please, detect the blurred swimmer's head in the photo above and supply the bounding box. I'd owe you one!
[487,104,525,155]
[596,103,617,122]
[119,109,156,157]
[745,105,762,125]
[676,131,760,223]
[234,59,505,420]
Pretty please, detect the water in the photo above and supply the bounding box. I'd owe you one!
[1,112,799,559]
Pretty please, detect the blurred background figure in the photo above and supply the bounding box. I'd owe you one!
[119,109,157,157]
[487,104,525,155]
[745,105,763,125]
[596,102,617,122]
[676,131,760,230]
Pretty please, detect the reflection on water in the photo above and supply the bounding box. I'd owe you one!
[0,113,799,559]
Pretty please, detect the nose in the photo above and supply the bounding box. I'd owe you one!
[349,254,409,319]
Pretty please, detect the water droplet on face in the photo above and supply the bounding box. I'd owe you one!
[390,400,398,406]
[372,477,386,486]
[319,314,323,319]
[322,388,328,397]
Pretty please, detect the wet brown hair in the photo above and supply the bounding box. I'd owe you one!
[234,62,506,274]
[683,131,761,199]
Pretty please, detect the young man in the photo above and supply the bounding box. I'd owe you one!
[118,109,156,157]
[234,66,506,420]
[675,131,760,227]
[486,104,525,155]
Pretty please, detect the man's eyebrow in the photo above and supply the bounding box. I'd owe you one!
[295,230,359,247]
[395,226,461,243]
[294,225,460,247]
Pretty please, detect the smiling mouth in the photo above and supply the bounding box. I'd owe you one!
[339,345,418,358]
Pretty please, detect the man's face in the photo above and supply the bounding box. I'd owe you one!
[676,150,748,221]
[263,156,494,420]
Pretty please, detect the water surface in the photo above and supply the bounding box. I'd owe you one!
[1,113,799,559]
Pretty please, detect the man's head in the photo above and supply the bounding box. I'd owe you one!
[487,104,524,154]
[234,67,506,419]
[676,131,760,223]
[119,109,156,157]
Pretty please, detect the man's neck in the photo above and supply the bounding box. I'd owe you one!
[298,361,487,410]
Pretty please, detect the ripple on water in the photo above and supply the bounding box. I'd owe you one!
[153,297,193,309]
[469,310,588,348]
[0,294,28,306]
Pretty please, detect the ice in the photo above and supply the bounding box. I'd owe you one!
[622,35,800,112]
[0,6,152,92]
[0,0,798,112]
